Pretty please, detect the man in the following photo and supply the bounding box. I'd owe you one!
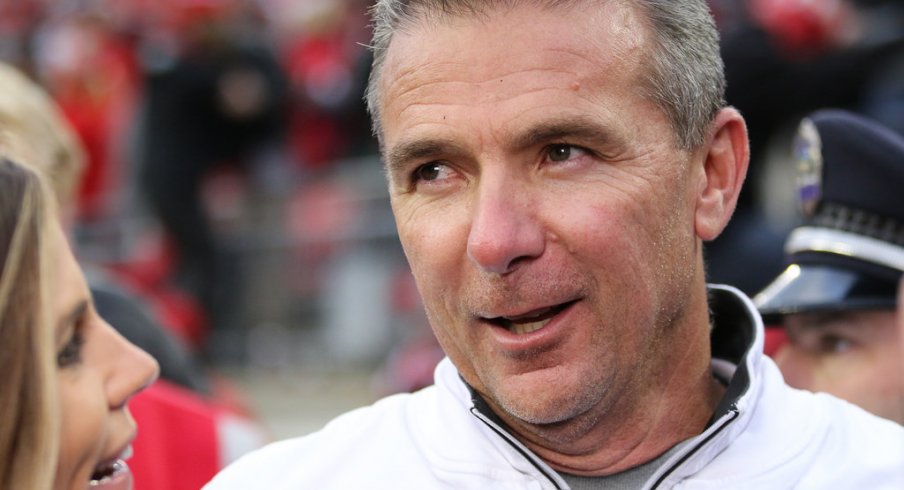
[206,1,904,488]
[135,5,289,364]
[755,109,904,424]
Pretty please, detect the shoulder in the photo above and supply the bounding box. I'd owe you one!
[794,393,904,488]
[700,360,904,489]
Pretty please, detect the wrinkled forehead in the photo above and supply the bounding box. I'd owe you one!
[377,0,649,106]
[383,0,614,25]
[379,0,641,67]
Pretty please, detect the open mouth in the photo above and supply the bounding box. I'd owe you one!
[89,446,132,487]
[486,300,576,334]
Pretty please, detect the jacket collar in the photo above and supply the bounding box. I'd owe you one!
[707,284,763,423]
[645,284,765,488]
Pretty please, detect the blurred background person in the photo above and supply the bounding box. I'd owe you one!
[755,109,904,424]
[132,0,289,364]
[0,156,159,489]
[706,0,904,296]
[278,0,375,170]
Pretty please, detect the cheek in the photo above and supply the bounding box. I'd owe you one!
[773,347,813,389]
[57,374,106,484]
[568,197,672,287]
[815,348,904,422]
[808,352,889,403]
[866,350,904,398]
[397,203,470,296]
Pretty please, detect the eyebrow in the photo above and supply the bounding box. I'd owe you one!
[56,300,88,342]
[385,138,467,178]
[789,311,858,332]
[509,117,626,155]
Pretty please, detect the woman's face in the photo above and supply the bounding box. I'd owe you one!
[50,225,159,490]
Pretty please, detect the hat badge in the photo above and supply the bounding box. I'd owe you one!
[794,118,823,217]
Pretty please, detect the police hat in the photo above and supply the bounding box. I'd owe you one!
[754,109,904,323]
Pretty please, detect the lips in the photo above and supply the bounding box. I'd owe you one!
[486,300,576,335]
[89,446,134,489]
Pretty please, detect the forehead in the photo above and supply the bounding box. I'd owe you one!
[377,2,650,142]
[50,225,88,315]
[382,1,647,85]
[786,309,898,331]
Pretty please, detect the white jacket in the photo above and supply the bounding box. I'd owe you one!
[205,285,904,489]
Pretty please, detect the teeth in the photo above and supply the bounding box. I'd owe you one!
[495,303,570,334]
[509,320,546,335]
[89,459,128,486]
[505,307,554,323]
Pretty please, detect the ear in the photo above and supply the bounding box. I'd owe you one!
[694,107,749,241]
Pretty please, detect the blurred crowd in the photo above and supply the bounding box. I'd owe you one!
[708,0,904,295]
[0,0,392,368]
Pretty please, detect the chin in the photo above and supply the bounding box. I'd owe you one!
[493,370,608,427]
[508,394,592,425]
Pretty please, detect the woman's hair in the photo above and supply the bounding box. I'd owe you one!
[0,63,85,206]
[0,157,58,489]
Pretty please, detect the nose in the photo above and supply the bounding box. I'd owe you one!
[466,176,545,274]
[103,323,160,409]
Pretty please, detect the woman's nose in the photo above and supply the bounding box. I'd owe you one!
[104,324,160,409]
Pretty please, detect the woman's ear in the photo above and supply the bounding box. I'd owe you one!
[694,107,750,241]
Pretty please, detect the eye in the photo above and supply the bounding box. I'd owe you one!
[57,329,85,368]
[415,163,443,181]
[411,162,457,186]
[546,144,589,163]
[816,334,854,355]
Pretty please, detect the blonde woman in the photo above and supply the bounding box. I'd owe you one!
[0,158,158,489]
[0,60,211,395]
[0,61,265,489]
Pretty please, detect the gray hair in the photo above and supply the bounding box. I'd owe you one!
[365,0,725,150]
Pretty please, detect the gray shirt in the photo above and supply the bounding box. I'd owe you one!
[560,440,690,490]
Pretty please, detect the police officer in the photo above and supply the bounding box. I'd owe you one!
[755,109,904,423]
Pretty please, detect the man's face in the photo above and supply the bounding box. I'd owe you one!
[775,310,904,424]
[380,3,706,427]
